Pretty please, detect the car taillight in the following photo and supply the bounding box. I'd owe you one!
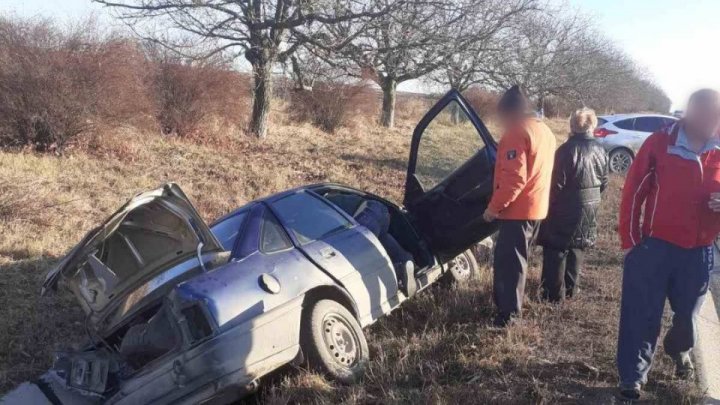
[593,128,618,138]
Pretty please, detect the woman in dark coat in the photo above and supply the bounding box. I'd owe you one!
[539,108,609,302]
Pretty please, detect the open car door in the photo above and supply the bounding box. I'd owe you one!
[404,90,498,261]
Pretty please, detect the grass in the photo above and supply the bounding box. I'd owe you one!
[0,106,703,404]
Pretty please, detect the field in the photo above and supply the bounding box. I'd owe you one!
[0,105,702,404]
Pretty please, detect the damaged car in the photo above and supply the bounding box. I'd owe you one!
[3,90,498,404]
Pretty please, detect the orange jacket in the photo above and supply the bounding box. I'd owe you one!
[489,117,556,220]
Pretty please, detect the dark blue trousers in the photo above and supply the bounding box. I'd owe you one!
[617,238,712,389]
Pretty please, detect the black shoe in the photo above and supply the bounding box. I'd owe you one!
[671,353,695,380]
[617,387,641,402]
[493,313,514,328]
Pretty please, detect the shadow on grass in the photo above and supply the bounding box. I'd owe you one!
[0,253,85,393]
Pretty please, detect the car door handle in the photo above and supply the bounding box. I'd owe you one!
[320,248,337,259]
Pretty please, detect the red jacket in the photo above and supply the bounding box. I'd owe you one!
[619,122,720,249]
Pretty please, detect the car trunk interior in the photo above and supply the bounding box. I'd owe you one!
[68,200,203,314]
[318,188,433,271]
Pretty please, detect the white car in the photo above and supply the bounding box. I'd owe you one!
[594,114,678,173]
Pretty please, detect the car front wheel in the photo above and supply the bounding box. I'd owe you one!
[609,148,633,174]
[301,299,369,384]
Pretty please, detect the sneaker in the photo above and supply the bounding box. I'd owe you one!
[617,387,641,402]
[671,353,695,380]
[398,260,417,298]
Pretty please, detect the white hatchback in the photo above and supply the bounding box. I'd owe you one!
[594,114,678,173]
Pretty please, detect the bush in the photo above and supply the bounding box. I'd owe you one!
[150,58,250,137]
[290,82,373,133]
[0,18,152,151]
[463,87,499,120]
[395,94,434,123]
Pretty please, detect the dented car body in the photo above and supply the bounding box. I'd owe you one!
[3,90,499,404]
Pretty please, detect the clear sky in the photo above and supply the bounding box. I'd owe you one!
[3,0,718,110]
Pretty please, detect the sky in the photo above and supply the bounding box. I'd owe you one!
[2,0,719,111]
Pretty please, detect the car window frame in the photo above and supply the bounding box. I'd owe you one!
[209,206,252,254]
[634,116,664,133]
[258,208,294,255]
[268,190,355,246]
[412,99,489,192]
[613,118,636,131]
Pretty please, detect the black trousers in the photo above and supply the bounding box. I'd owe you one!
[493,220,539,317]
[540,247,584,302]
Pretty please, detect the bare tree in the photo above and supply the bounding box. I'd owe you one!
[308,0,528,128]
[483,7,600,110]
[428,0,535,94]
[95,0,397,138]
[485,4,668,115]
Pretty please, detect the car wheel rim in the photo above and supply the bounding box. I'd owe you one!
[611,151,632,173]
[449,253,472,280]
[322,313,359,368]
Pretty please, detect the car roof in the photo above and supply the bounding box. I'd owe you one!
[599,113,677,121]
[210,183,369,225]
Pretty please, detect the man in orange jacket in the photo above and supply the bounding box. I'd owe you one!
[482,85,556,327]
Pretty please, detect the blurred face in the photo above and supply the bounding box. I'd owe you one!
[685,93,720,140]
[498,110,525,131]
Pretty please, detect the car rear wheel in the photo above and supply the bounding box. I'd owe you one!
[301,299,368,384]
[447,249,480,282]
[609,148,633,174]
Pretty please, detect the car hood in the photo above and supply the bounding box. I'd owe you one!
[42,183,223,324]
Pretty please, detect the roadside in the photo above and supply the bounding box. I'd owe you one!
[697,273,720,403]
[0,115,702,403]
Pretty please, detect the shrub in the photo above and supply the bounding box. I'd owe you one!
[463,87,499,120]
[150,59,250,137]
[0,17,152,151]
[290,82,373,133]
[395,94,434,123]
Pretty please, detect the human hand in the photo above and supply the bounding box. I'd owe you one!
[482,208,498,222]
[709,193,720,212]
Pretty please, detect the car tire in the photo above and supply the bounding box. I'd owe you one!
[301,299,369,384]
[447,249,480,283]
[609,148,633,174]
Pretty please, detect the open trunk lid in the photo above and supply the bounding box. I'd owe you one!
[42,183,223,325]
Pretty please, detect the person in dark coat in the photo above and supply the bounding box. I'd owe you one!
[539,108,609,302]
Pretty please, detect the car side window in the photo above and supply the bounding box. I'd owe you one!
[614,118,635,130]
[271,192,351,244]
[634,117,664,133]
[260,210,293,253]
[210,211,248,251]
[415,100,486,191]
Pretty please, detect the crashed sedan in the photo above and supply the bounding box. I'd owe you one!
[4,90,498,404]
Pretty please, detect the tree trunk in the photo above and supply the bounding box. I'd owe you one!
[380,79,397,128]
[250,62,273,139]
[451,103,462,125]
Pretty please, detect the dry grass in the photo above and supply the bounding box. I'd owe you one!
[0,110,702,404]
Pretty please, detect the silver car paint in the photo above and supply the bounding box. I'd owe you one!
[597,114,678,155]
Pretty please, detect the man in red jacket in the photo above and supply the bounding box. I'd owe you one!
[617,89,720,401]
